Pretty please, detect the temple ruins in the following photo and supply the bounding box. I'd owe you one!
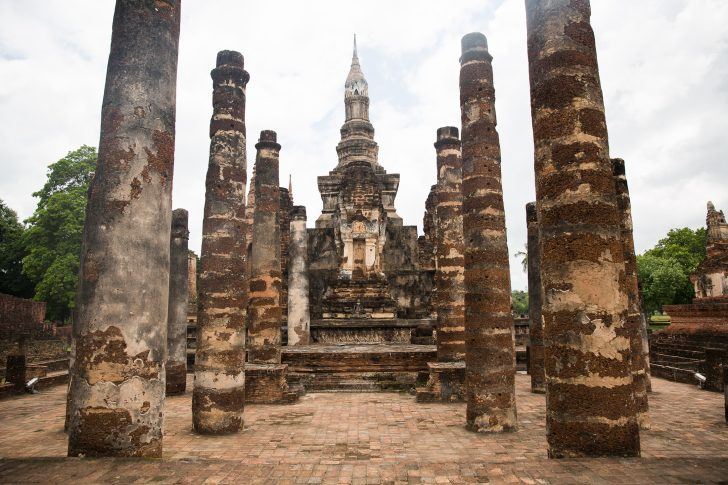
[3,1,728,482]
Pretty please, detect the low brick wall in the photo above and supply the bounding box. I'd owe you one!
[0,294,46,340]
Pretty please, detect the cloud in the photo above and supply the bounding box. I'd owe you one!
[1,0,726,293]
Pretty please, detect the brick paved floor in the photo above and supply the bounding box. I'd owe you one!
[0,374,726,484]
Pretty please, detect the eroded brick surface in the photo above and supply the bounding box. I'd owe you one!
[526,202,545,394]
[433,127,466,364]
[525,0,640,457]
[612,159,650,428]
[1,376,726,483]
[459,32,517,433]
[248,131,283,365]
[166,209,189,396]
[193,50,249,435]
[66,0,181,458]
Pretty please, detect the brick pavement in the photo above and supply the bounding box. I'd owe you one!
[0,374,726,483]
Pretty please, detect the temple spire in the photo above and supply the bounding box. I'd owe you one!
[353,34,358,64]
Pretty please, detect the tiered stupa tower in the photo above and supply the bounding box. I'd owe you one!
[308,37,429,327]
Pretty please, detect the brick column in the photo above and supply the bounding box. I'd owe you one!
[525,0,640,457]
[288,205,310,346]
[192,50,249,434]
[66,0,180,457]
[526,202,545,394]
[612,158,650,428]
[166,208,189,395]
[460,33,517,432]
[434,126,466,363]
[248,130,282,364]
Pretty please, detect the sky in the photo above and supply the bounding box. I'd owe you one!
[1,0,727,291]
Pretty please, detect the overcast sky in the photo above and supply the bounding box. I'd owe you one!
[1,0,726,291]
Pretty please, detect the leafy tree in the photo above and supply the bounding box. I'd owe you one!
[0,200,34,297]
[636,227,707,314]
[23,146,97,321]
[511,290,529,316]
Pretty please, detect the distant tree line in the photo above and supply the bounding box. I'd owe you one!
[0,146,97,322]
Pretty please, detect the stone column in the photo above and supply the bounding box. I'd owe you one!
[612,158,650,429]
[526,202,545,394]
[288,205,310,346]
[66,0,180,458]
[525,0,640,457]
[192,50,249,435]
[434,127,466,363]
[416,128,467,403]
[459,33,517,432]
[166,208,189,395]
[248,130,282,364]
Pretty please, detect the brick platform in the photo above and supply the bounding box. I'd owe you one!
[283,344,435,391]
[0,375,726,483]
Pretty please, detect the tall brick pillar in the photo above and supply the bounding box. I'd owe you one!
[525,0,640,457]
[288,205,310,346]
[67,0,181,457]
[246,131,297,404]
[612,158,650,428]
[459,33,517,432]
[166,208,189,395]
[416,127,467,403]
[526,202,545,394]
[434,127,466,363]
[192,50,249,434]
[248,130,283,364]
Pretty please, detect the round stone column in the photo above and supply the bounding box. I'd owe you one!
[166,208,189,395]
[67,0,181,457]
[288,205,310,346]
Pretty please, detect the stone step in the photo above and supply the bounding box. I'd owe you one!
[650,363,701,385]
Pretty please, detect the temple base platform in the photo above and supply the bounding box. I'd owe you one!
[282,344,435,392]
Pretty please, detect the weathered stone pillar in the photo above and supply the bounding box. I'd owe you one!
[246,131,297,404]
[434,127,466,363]
[66,0,180,458]
[166,208,189,395]
[525,0,640,457]
[459,33,517,432]
[248,130,282,364]
[288,205,310,346]
[612,158,650,429]
[192,50,249,435]
[526,202,545,394]
[416,127,466,403]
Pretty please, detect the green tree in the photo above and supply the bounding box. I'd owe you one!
[511,290,529,316]
[636,227,707,314]
[23,146,97,321]
[0,200,34,297]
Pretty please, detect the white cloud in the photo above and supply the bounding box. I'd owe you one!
[1,0,726,293]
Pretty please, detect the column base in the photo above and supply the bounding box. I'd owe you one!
[415,361,466,403]
[245,363,301,404]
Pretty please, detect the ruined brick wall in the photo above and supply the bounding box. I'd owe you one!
[418,185,438,270]
[0,293,47,340]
